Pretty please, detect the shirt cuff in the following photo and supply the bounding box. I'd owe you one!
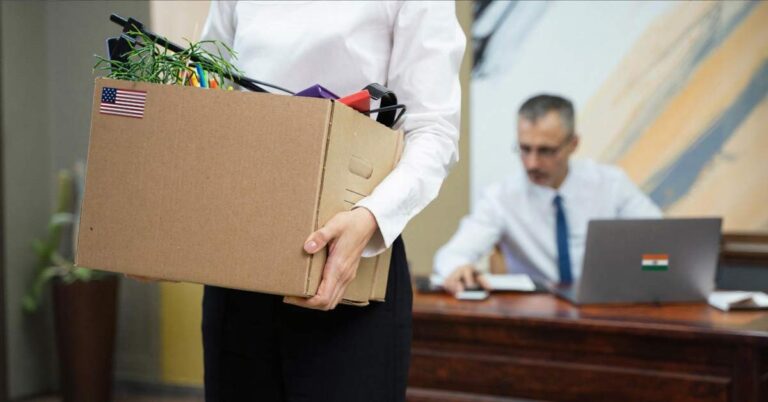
[433,253,475,279]
[353,199,397,258]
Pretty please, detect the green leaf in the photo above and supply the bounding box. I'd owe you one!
[22,295,38,313]
[61,273,77,285]
[71,267,94,282]
[31,238,50,258]
[48,212,74,232]
[94,29,242,88]
[49,251,73,269]
[22,266,62,314]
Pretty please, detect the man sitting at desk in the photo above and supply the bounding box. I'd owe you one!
[435,94,662,294]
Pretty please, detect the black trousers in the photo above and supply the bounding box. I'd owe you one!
[202,237,412,402]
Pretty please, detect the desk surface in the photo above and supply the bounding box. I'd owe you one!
[413,291,768,342]
[409,291,768,402]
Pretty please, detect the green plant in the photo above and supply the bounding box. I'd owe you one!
[23,169,109,313]
[93,29,242,88]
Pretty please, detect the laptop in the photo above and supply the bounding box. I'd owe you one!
[554,218,722,305]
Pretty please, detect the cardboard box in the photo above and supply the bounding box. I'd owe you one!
[75,78,403,305]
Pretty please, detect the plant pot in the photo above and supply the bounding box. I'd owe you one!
[52,275,119,402]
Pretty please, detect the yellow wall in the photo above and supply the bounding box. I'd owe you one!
[160,282,204,385]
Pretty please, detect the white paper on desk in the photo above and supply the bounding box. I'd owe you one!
[708,291,768,311]
[484,274,536,292]
[430,273,535,292]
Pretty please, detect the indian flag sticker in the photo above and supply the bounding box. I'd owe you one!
[642,254,669,271]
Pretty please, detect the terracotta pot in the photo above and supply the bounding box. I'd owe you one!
[52,275,119,402]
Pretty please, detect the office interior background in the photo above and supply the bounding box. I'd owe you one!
[0,0,766,400]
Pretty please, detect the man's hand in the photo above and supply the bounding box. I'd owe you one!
[443,265,491,295]
[284,208,379,311]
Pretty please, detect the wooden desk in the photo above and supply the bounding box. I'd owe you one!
[407,292,768,402]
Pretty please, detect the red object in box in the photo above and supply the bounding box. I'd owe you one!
[338,90,370,113]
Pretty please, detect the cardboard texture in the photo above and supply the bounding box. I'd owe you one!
[76,78,403,305]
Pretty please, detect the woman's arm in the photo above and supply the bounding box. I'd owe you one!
[286,2,465,310]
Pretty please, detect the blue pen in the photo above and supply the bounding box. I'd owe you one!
[196,64,207,88]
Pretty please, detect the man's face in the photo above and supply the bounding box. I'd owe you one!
[517,110,578,189]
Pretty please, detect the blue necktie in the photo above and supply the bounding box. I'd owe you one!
[553,195,573,285]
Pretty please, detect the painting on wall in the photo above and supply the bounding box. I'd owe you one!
[471,0,767,232]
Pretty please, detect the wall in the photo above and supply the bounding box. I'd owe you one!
[1,1,152,398]
[45,1,159,387]
[2,2,54,397]
[0,4,5,397]
[470,1,767,232]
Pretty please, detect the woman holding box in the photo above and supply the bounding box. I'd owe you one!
[200,2,465,401]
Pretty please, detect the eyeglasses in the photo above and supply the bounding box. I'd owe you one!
[512,135,574,159]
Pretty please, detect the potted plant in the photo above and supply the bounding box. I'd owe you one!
[23,165,119,402]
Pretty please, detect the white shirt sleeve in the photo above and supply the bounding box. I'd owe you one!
[355,2,466,256]
[200,1,236,53]
[615,172,664,218]
[433,185,506,278]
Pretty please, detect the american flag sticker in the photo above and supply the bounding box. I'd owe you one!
[642,254,669,271]
[100,87,147,118]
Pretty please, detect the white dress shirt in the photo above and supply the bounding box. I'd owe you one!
[201,1,465,256]
[434,159,663,282]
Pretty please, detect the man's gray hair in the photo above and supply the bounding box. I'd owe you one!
[518,94,575,136]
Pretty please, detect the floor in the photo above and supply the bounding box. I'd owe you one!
[19,391,546,402]
[21,395,203,402]
[18,385,545,402]
[16,384,204,402]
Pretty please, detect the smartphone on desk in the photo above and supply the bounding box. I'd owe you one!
[414,274,490,300]
[455,290,490,301]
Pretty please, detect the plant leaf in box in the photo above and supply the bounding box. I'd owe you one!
[93,29,242,89]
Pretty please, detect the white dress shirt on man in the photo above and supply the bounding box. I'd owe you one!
[434,159,663,282]
[201,1,465,256]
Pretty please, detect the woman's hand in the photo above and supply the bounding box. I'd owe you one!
[284,207,379,310]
